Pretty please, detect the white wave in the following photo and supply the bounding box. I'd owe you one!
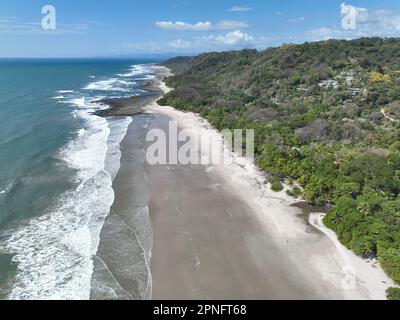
[68,97,87,108]
[0,107,112,299]
[77,128,86,137]
[59,111,110,181]
[105,117,132,181]
[53,96,64,100]
[0,65,153,299]
[0,170,114,300]
[84,78,133,92]
[135,75,156,80]
[63,96,106,112]
[0,183,12,195]
[117,64,153,78]
[0,95,133,299]
[58,90,74,94]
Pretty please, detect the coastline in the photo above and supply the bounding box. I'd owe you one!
[146,66,395,299]
[91,114,154,300]
[309,212,397,300]
[93,64,396,300]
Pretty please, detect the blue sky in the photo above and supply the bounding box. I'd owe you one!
[1,0,400,57]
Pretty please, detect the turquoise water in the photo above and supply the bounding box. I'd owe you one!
[0,59,158,299]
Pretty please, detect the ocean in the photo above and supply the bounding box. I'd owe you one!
[0,59,158,299]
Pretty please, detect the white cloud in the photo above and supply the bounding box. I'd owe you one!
[168,38,193,50]
[211,30,255,45]
[341,3,400,33]
[155,20,249,31]
[288,17,305,24]
[0,16,88,35]
[167,30,256,51]
[167,30,269,52]
[305,27,355,41]
[120,30,270,54]
[183,29,256,50]
[217,20,249,30]
[306,4,400,42]
[156,21,211,31]
[227,6,252,12]
[341,3,399,27]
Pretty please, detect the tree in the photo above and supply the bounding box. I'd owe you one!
[387,287,400,300]
[357,202,372,217]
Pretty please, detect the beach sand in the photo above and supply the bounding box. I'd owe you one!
[146,112,323,299]
[93,66,395,300]
[145,102,346,300]
[146,67,395,300]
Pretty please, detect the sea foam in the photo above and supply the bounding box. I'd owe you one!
[0,88,131,300]
[84,78,133,92]
[0,64,147,300]
[117,64,153,78]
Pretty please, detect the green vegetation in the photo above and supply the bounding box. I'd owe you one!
[271,181,284,192]
[159,37,400,289]
[387,287,400,300]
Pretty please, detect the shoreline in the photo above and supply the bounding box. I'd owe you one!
[146,66,396,299]
[145,107,324,299]
[92,113,154,300]
[309,212,396,299]
[93,64,396,300]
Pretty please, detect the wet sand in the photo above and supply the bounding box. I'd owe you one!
[91,115,154,300]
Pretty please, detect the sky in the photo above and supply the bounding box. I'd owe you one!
[1,0,400,58]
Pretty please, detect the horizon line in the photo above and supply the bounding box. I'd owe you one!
[2,36,399,59]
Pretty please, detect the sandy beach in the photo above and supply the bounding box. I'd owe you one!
[146,67,396,300]
[3,3,400,303]
[93,66,396,300]
[146,111,322,299]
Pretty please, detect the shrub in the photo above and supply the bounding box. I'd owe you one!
[377,243,400,284]
[386,287,400,300]
[271,181,284,192]
[287,187,302,198]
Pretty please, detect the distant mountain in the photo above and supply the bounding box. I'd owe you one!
[99,52,197,60]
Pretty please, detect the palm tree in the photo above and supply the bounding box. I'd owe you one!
[360,239,375,257]
[331,211,343,225]
[357,202,372,217]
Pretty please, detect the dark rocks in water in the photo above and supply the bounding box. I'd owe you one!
[143,80,163,93]
[92,95,156,117]
[92,78,165,117]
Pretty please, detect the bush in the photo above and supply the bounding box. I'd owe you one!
[386,287,400,300]
[287,187,302,198]
[377,243,400,284]
[271,181,284,192]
